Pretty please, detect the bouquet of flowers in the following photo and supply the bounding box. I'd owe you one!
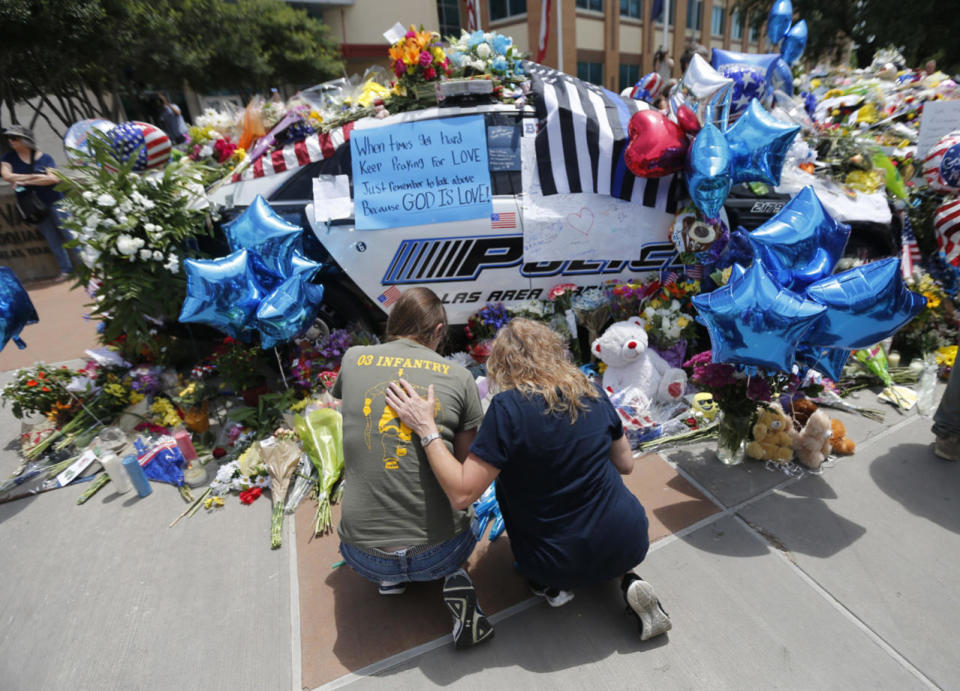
[464,303,511,364]
[891,270,958,364]
[2,364,79,419]
[388,25,450,95]
[605,280,660,322]
[58,136,212,364]
[291,328,355,391]
[446,30,526,83]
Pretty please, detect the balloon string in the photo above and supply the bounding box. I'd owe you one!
[274,347,289,390]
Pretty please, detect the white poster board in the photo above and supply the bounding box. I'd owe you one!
[520,136,675,261]
[917,100,960,159]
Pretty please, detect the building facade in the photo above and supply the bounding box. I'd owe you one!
[292,0,768,90]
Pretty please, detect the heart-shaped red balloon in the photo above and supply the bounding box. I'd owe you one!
[625,110,689,178]
[675,104,702,135]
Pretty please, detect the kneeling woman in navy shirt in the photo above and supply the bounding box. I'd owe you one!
[385,318,671,641]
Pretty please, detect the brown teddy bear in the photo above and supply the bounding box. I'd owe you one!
[746,403,794,462]
[830,419,856,455]
[788,397,820,430]
[790,409,833,469]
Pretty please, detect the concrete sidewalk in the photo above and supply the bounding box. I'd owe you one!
[0,319,956,689]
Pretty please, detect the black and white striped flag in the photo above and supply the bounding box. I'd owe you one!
[524,61,680,213]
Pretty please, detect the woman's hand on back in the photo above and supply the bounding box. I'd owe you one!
[385,379,440,438]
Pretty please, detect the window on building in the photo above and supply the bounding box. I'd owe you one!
[731,9,742,39]
[577,0,603,11]
[620,0,642,19]
[436,0,461,36]
[578,61,603,86]
[711,6,725,36]
[619,63,640,91]
[749,21,758,42]
[686,0,702,30]
[655,0,675,25]
[490,0,527,22]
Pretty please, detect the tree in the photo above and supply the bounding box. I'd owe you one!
[0,0,343,136]
[731,0,960,73]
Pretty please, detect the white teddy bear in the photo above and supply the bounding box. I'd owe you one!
[592,316,687,412]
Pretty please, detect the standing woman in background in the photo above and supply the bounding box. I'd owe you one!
[1,125,73,279]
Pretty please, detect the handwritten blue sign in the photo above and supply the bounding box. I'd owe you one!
[350,115,493,230]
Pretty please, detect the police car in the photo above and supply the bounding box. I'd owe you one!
[209,100,685,333]
[209,96,898,336]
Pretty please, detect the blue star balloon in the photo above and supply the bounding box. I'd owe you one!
[796,345,851,381]
[711,50,779,122]
[780,20,808,66]
[685,123,732,221]
[802,257,926,350]
[768,58,794,97]
[692,257,827,371]
[724,99,800,185]
[179,250,265,339]
[223,196,303,280]
[747,187,850,291]
[255,275,325,349]
[767,0,793,44]
[289,250,323,281]
[0,267,38,351]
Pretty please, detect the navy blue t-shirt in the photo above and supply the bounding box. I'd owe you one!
[2,151,63,205]
[470,389,650,589]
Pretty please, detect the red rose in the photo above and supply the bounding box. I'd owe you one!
[394,59,407,77]
[212,447,227,459]
[424,66,437,80]
[239,487,262,505]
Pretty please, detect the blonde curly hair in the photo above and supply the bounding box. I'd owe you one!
[486,318,599,422]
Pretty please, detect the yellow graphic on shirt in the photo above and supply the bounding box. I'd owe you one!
[361,379,442,470]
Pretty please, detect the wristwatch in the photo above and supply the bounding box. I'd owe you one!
[420,432,442,448]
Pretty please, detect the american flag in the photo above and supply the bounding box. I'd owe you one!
[660,270,678,286]
[524,61,680,211]
[900,214,923,279]
[922,132,960,192]
[377,285,402,307]
[109,121,171,171]
[234,123,354,182]
[935,198,960,267]
[491,212,516,229]
[684,265,704,280]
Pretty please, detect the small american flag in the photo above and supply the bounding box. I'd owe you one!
[491,212,517,229]
[684,265,704,280]
[378,286,402,307]
[900,214,922,279]
[660,270,678,286]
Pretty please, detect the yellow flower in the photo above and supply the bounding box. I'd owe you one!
[676,316,690,328]
[937,346,957,368]
[923,291,941,309]
[129,390,144,404]
[824,88,842,99]
[650,299,662,309]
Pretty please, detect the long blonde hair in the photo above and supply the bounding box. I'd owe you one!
[486,318,600,421]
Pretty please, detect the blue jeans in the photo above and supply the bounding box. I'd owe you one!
[340,529,477,584]
[36,208,73,274]
[933,355,960,438]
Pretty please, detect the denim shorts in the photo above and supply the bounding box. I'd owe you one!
[340,529,477,584]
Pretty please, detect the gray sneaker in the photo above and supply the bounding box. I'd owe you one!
[935,436,960,462]
[623,577,672,641]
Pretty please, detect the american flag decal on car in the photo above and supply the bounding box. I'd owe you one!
[491,212,517,229]
[377,285,402,307]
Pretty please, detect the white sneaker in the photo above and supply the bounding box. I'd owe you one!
[624,577,672,641]
[529,580,575,607]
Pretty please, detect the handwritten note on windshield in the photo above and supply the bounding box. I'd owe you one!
[350,115,492,230]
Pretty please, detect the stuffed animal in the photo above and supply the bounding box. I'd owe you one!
[592,317,687,412]
[745,403,794,462]
[790,409,832,469]
[830,419,856,454]
[788,397,820,430]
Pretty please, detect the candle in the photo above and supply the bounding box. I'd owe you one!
[100,452,132,493]
[887,352,901,368]
[173,428,198,464]
[122,454,152,497]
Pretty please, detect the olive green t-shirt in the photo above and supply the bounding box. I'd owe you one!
[332,338,483,549]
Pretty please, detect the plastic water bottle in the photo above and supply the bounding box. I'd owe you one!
[122,454,152,497]
[917,356,939,418]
